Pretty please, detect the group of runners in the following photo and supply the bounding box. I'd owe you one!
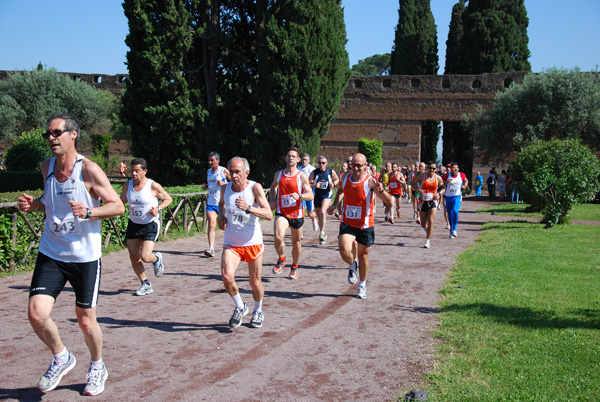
[16,113,470,396]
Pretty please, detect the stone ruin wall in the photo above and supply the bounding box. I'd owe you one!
[322,72,527,171]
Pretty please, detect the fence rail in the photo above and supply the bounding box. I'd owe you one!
[0,191,208,272]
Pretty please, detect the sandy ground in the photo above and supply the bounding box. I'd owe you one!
[0,196,519,401]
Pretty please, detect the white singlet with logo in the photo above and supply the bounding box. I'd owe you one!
[207,166,227,206]
[39,155,101,262]
[127,179,159,225]
[222,181,262,247]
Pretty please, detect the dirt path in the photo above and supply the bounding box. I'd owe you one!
[0,197,521,401]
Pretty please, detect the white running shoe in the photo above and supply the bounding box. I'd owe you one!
[424,239,430,248]
[135,282,153,296]
[451,231,458,238]
[312,220,318,232]
[204,248,215,257]
[357,284,367,299]
[37,353,76,393]
[347,260,358,284]
[84,363,108,396]
[153,252,164,277]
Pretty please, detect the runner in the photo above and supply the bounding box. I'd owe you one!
[443,162,468,238]
[203,152,230,257]
[17,114,125,396]
[327,153,391,299]
[120,158,172,296]
[387,162,406,224]
[269,147,313,279]
[119,161,127,177]
[417,161,445,249]
[380,162,392,221]
[410,162,426,224]
[299,153,318,232]
[308,156,339,244]
[218,157,272,328]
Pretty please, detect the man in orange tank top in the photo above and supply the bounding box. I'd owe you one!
[416,161,445,249]
[269,147,314,280]
[327,153,391,299]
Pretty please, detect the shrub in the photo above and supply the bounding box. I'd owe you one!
[510,138,600,226]
[5,128,52,172]
[358,137,383,167]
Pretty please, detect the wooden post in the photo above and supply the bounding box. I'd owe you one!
[10,209,17,271]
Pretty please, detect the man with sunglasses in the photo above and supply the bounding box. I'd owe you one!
[327,153,391,299]
[308,156,339,244]
[17,114,125,396]
[269,147,313,279]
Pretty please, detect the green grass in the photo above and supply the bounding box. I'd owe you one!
[478,202,600,222]
[413,221,600,401]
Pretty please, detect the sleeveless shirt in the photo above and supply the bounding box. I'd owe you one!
[341,173,375,229]
[223,181,262,247]
[207,166,227,206]
[39,155,101,262]
[275,169,304,219]
[127,179,159,225]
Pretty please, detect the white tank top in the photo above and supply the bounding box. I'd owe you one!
[127,179,159,225]
[222,181,262,247]
[446,173,464,197]
[39,155,102,262]
[207,166,227,206]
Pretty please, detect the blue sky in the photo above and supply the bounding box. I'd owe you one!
[0,0,598,75]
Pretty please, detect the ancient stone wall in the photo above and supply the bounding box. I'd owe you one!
[322,72,527,167]
[0,70,128,95]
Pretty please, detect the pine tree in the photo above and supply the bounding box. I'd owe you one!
[390,0,440,163]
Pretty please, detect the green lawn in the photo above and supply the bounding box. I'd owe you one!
[477,202,600,222]
[412,221,600,401]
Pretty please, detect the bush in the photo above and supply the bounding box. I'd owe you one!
[510,138,600,226]
[5,128,51,172]
[0,171,44,192]
[358,137,383,167]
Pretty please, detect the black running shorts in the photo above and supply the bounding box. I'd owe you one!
[30,252,101,309]
[339,222,375,247]
[275,213,304,230]
[126,220,159,241]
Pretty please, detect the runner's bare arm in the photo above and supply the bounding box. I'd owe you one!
[220,168,231,185]
[300,173,314,201]
[331,170,340,188]
[241,182,273,221]
[74,158,125,219]
[150,181,173,216]
[371,177,392,204]
[218,186,227,230]
[268,172,279,209]
[328,187,344,215]
[119,180,129,205]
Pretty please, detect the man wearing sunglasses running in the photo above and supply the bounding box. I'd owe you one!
[327,153,391,299]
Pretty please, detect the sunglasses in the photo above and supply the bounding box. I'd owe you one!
[318,161,327,164]
[352,163,365,169]
[429,167,437,170]
[43,129,70,140]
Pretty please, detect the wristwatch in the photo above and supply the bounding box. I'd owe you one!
[85,208,92,219]
[245,205,251,214]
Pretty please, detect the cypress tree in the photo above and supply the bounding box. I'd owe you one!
[391,0,440,163]
[121,0,349,185]
[443,0,531,179]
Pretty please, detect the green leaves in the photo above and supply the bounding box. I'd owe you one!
[511,138,600,226]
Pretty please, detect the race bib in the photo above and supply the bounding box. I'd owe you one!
[230,212,250,225]
[281,194,296,208]
[130,205,145,217]
[420,192,434,201]
[389,182,398,188]
[317,181,329,190]
[209,188,219,196]
[51,213,81,237]
[345,205,362,220]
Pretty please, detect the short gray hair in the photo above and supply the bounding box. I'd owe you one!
[318,155,328,162]
[227,156,250,172]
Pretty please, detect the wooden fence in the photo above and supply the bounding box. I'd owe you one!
[0,190,208,272]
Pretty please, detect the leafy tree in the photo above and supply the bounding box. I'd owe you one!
[358,137,383,168]
[510,138,600,226]
[5,128,52,172]
[443,0,531,179]
[351,53,391,76]
[467,67,600,164]
[121,0,350,185]
[0,68,116,140]
[390,0,439,162]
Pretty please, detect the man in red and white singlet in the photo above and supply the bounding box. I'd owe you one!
[327,153,391,299]
[269,147,313,280]
[387,162,406,223]
[218,157,272,329]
